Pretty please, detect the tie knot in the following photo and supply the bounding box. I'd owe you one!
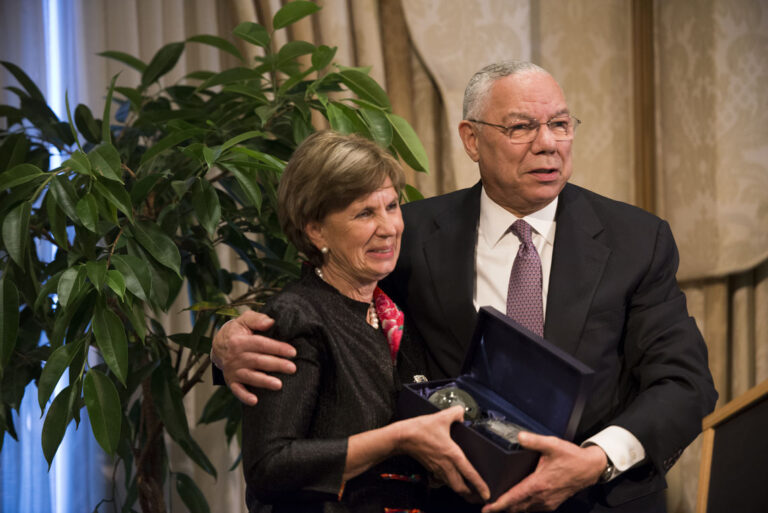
[510,219,534,246]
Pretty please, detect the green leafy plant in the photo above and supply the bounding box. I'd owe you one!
[0,2,427,512]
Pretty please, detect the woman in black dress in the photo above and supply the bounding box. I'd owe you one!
[241,131,488,512]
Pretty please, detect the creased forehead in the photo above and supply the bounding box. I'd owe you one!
[483,72,568,119]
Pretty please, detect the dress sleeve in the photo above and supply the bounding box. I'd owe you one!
[241,294,347,503]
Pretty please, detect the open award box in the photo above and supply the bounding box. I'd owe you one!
[397,306,594,500]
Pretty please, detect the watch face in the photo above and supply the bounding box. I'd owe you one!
[428,386,480,420]
[600,460,615,482]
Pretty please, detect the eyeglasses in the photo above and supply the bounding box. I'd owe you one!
[467,115,581,144]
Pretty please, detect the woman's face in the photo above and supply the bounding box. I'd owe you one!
[307,178,403,289]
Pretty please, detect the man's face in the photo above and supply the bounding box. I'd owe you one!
[459,71,573,216]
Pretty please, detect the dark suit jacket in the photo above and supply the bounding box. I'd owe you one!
[382,182,717,512]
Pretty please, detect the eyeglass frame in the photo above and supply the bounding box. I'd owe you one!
[466,115,582,143]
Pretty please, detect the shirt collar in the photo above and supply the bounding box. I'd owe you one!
[479,186,558,247]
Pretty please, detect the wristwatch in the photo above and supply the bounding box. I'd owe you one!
[599,456,616,483]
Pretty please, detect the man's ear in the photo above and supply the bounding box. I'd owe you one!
[458,120,480,162]
[305,221,326,251]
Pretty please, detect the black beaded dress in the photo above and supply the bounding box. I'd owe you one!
[242,271,428,513]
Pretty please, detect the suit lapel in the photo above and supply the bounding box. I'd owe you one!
[545,184,611,356]
[422,184,481,352]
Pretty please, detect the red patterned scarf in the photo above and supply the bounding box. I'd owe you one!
[373,287,404,363]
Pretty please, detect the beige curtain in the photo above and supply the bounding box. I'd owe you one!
[4,0,764,511]
[653,2,768,510]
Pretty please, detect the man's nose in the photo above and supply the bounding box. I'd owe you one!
[530,123,558,152]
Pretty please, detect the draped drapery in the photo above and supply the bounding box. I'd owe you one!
[2,1,765,512]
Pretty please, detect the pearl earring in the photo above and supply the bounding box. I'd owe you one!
[321,247,329,254]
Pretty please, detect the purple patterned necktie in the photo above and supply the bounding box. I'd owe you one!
[506,219,544,336]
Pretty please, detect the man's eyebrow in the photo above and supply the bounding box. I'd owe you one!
[501,109,570,123]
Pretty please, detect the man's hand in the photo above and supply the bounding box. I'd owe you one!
[482,432,606,512]
[396,406,490,503]
[211,311,297,406]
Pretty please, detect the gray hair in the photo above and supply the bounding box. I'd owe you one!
[462,60,549,120]
[277,130,405,267]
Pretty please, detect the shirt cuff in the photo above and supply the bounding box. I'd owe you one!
[581,425,646,482]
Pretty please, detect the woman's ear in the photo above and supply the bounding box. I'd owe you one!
[305,221,326,252]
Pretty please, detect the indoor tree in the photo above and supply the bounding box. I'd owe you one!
[0,2,427,512]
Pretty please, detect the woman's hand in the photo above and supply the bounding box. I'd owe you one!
[396,406,490,502]
[211,311,297,405]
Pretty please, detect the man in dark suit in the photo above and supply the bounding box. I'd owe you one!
[212,61,717,512]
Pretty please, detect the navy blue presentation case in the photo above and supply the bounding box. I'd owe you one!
[397,306,594,501]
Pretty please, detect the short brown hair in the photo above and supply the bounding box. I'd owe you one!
[278,131,406,266]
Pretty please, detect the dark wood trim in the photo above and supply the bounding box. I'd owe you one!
[631,0,656,213]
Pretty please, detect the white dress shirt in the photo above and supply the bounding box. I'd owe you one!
[473,186,645,480]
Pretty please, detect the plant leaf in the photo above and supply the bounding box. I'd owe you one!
[86,260,108,292]
[64,92,83,153]
[111,254,150,302]
[0,133,29,173]
[0,278,20,372]
[198,386,237,424]
[49,175,80,221]
[228,147,285,172]
[277,40,316,65]
[97,51,147,73]
[0,60,46,101]
[57,266,84,309]
[91,301,128,385]
[41,384,77,467]
[338,69,391,111]
[175,473,210,513]
[2,201,31,267]
[311,45,336,71]
[0,163,45,190]
[360,107,393,148]
[74,104,101,144]
[326,103,356,134]
[141,42,185,88]
[150,358,189,441]
[75,193,99,232]
[105,270,126,300]
[129,173,167,204]
[88,143,124,183]
[386,113,429,173]
[43,191,68,248]
[192,178,221,236]
[273,0,320,30]
[63,150,92,176]
[102,74,119,144]
[38,338,85,410]
[132,221,181,276]
[186,34,243,62]
[233,22,270,48]
[92,177,134,222]
[403,184,424,203]
[176,437,217,477]
[139,128,202,166]
[225,165,262,210]
[219,130,265,154]
[83,368,121,455]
